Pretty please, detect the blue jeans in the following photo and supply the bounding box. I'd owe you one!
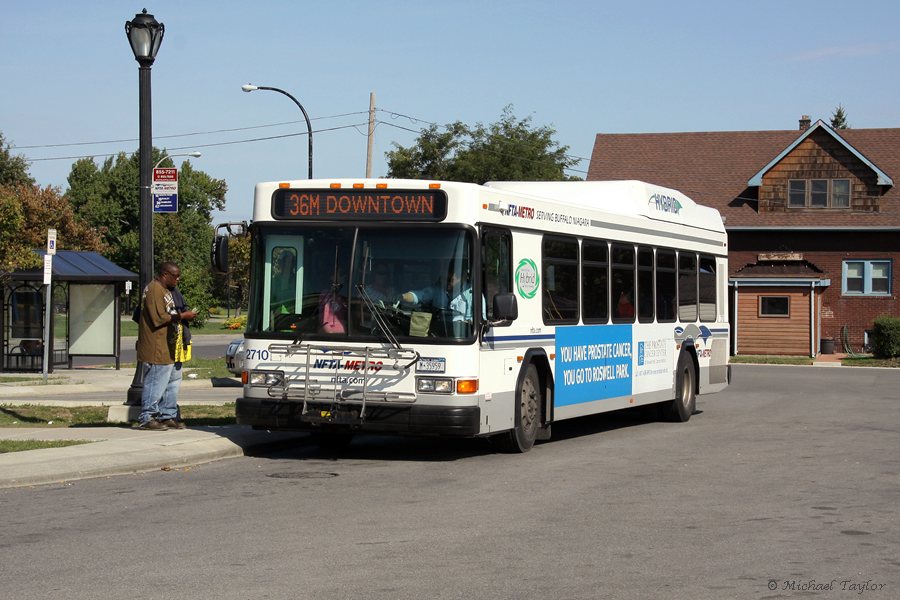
[139,362,182,424]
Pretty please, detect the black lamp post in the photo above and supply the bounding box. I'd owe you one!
[125,8,164,406]
[242,84,313,178]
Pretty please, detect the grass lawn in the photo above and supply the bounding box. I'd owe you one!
[0,404,236,428]
[841,356,900,368]
[729,355,814,366]
[0,439,93,454]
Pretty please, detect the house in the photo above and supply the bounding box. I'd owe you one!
[587,117,900,356]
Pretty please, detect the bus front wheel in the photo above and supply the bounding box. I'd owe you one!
[664,352,696,422]
[492,364,540,453]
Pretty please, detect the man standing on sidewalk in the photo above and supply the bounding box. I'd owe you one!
[136,262,197,430]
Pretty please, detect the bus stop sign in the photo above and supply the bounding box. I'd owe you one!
[152,168,178,213]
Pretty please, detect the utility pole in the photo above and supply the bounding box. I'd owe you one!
[366,91,376,178]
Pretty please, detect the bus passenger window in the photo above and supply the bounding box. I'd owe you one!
[699,255,717,322]
[678,252,698,322]
[611,244,635,323]
[637,247,654,323]
[582,240,608,323]
[542,236,578,324]
[656,249,677,322]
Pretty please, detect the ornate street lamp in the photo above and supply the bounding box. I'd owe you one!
[242,84,314,179]
[125,8,164,406]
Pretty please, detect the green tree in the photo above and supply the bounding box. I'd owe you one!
[0,183,105,283]
[830,104,850,129]
[66,148,228,318]
[386,106,580,183]
[0,189,35,283]
[0,131,35,187]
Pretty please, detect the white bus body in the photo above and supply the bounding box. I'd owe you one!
[230,179,729,452]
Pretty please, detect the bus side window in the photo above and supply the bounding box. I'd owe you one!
[678,252,698,322]
[699,255,717,322]
[582,240,608,323]
[482,227,511,321]
[656,249,677,322]
[611,243,635,323]
[637,247,654,323]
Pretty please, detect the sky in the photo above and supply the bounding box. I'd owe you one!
[2,0,900,224]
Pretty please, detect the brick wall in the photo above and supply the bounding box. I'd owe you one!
[730,232,899,352]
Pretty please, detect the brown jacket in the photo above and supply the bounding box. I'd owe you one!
[136,279,177,365]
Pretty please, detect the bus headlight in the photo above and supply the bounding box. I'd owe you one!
[417,377,454,393]
[249,370,284,387]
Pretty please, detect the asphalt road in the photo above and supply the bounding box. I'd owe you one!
[2,365,898,600]
[68,333,237,367]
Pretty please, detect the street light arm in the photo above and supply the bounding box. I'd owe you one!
[241,83,313,179]
[153,151,201,170]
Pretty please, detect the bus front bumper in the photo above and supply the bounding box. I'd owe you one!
[235,397,480,437]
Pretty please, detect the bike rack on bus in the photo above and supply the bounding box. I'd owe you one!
[265,343,419,423]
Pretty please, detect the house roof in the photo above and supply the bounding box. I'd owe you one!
[12,250,137,283]
[748,120,892,187]
[587,125,900,228]
[734,259,826,278]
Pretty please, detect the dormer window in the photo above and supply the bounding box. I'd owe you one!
[788,178,851,208]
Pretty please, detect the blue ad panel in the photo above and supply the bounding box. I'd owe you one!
[153,194,178,213]
[555,325,633,406]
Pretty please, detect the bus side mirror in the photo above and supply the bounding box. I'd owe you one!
[491,293,518,325]
[211,235,229,274]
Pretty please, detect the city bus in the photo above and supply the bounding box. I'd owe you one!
[213,179,730,452]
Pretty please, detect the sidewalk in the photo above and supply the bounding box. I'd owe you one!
[0,365,237,405]
[813,351,847,367]
[1,366,307,489]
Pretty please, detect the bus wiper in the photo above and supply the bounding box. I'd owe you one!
[356,284,402,351]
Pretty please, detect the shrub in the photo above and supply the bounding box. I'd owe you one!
[870,315,900,359]
[223,314,247,330]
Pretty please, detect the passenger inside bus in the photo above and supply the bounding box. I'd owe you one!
[318,264,347,334]
[616,291,635,319]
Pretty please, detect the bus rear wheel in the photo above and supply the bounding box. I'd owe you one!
[492,364,540,453]
[664,352,696,422]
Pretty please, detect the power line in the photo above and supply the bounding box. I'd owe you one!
[15,104,591,174]
[25,123,369,163]
[11,111,369,150]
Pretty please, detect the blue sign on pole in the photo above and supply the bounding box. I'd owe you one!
[153,194,178,213]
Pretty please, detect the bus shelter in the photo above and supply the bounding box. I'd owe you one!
[1,250,137,373]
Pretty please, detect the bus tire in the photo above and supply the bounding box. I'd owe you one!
[664,352,696,422]
[492,364,540,453]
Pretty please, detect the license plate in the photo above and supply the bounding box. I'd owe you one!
[416,357,446,373]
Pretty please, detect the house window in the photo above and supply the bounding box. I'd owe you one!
[788,180,806,207]
[759,296,790,317]
[833,179,850,208]
[842,260,891,295]
[787,178,851,208]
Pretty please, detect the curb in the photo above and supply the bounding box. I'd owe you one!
[0,427,308,489]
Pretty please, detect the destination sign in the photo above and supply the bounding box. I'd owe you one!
[272,189,448,221]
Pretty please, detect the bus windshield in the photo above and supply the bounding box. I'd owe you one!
[247,225,475,342]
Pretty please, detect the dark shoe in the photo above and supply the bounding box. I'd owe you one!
[160,419,187,430]
[138,419,169,431]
